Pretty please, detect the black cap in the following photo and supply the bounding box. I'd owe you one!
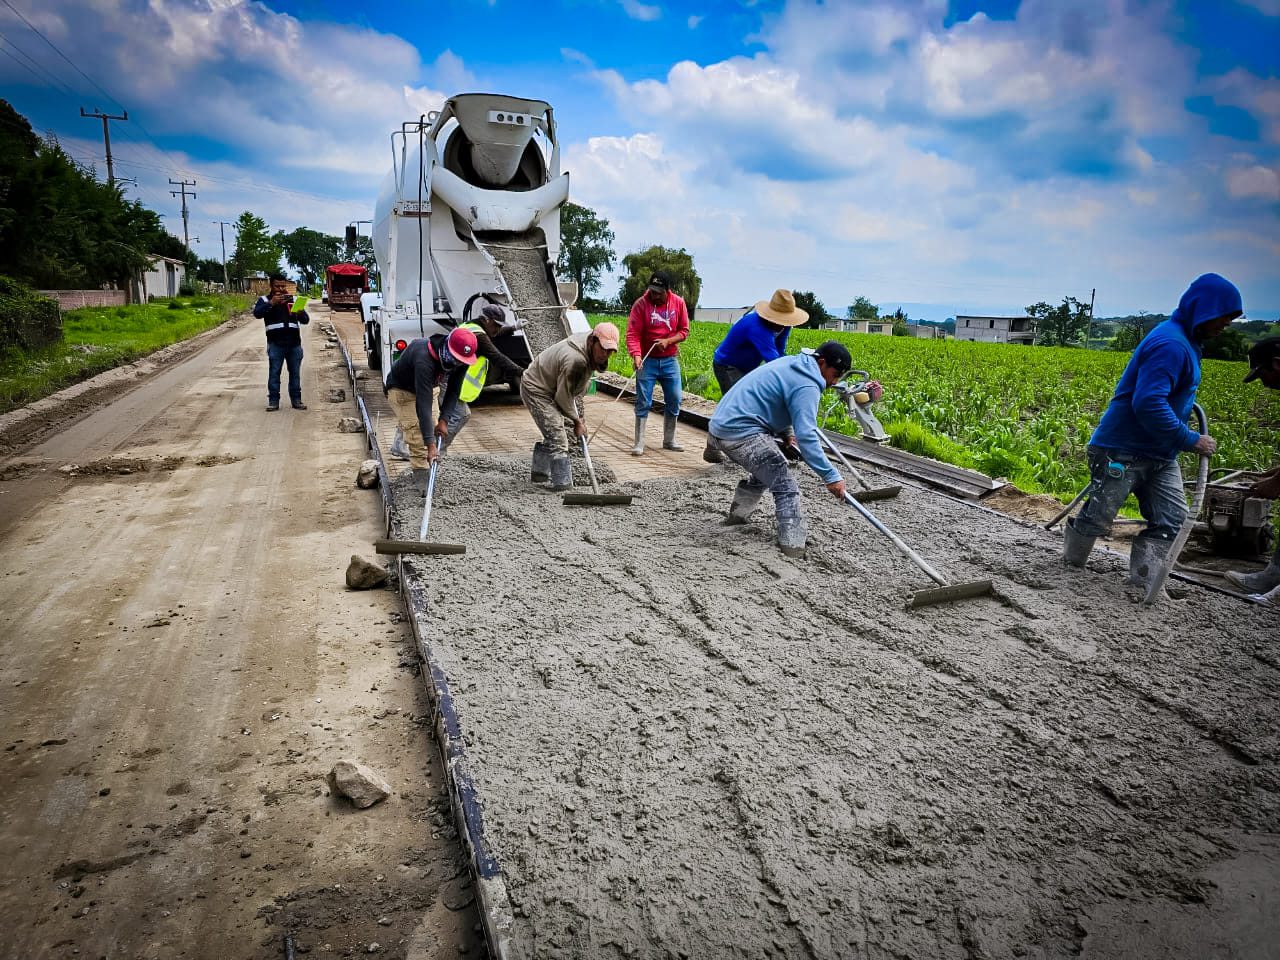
[814,340,852,375]
[1243,336,1280,383]
[480,304,505,324]
[647,271,671,292]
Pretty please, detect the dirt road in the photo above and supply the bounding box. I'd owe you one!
[0,308,480,959]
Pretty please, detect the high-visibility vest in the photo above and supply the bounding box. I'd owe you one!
[458,323,489,402]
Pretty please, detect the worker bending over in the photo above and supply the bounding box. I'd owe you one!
[705,341,851,557]
[1225,337,1280,605]
[1063,273,1240,589]
[704,288,809,463]
[521,323,620,492]
[384,327,481,486]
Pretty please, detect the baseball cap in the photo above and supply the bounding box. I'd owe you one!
[592,322,620,351]
[646,272,671,296]
[445,327,481,365]
[814,340,852,376]
[480,304,506,324]
[1243,336,1280,383]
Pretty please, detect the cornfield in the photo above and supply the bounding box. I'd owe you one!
[595,316,1280,501]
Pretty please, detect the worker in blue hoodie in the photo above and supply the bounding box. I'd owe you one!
[706,341,850,557]
[1063,273,1242,587]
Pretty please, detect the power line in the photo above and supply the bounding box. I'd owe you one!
[80,106,127,186]
[0,0,123,110]
[0,35,43,85]
[0,30,75,93]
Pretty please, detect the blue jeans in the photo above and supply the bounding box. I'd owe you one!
[267,343,303,405]
[1072,445,1188,541]
[635,355,682,418]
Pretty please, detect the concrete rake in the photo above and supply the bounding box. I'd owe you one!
[375,455,466,556]
[821,430,991,607]
[564,435,633,507]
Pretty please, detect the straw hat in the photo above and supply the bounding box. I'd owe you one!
[755,289,809,326]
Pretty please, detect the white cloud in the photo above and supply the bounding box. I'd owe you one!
[1226,163,1280,200]
[688,14,703,29]
[620,0,661,22]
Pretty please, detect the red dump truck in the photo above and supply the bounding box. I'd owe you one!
[324,263,368,311]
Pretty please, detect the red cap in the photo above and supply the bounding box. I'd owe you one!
[446,327,481,365]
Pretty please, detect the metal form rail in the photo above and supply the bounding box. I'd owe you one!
[332,320,521,960]
[592,372,1004,501]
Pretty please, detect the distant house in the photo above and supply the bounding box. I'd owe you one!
[954,315,1036,345]
[697,306,752,324]
[139,255,187,299]
[907,322,947,339]
[822,318,892,335]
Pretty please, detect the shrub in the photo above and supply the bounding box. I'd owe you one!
[0,275,62,351]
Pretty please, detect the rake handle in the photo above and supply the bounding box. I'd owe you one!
[580,435,602,496]
[842,491,949,586]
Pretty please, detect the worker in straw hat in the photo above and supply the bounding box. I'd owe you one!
[1224,336,1280,605]
[521,323,621,492]
[703,289,810,463]
[705,341,851,557]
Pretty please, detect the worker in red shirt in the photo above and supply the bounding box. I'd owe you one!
[626,270,690,456]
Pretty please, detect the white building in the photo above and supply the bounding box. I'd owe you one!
[696,306,752,324]
[907,323,947,339]
[139,255,187,299]
[822,318,892,335]
[954,315,1036,345]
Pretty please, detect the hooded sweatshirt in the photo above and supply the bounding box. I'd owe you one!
[1091,273,1242,461]
[709,352,839,483]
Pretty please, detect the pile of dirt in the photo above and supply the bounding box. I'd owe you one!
[394,454,1280,959]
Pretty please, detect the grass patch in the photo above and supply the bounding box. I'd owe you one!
[0,294,251,413]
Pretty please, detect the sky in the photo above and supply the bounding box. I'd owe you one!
[1,0,1277,322]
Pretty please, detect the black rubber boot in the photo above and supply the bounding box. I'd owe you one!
[549,454,572,492]
[1062,519,1096,567]
[530,442,551,483]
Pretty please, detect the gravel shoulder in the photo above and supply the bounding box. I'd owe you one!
[385,449,1280,960]
[0,308,480,959]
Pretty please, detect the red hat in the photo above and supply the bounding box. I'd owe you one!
[446,327,481,365]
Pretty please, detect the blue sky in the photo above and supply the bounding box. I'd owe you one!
[2,0,1277,321]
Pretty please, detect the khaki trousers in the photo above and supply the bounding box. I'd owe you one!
[387,388,429,469]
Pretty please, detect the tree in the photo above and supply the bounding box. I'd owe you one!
[889,306,911,336]
[1027,296,1091,347]
[193,256,226,284]
[228,211,282,279]
[846,296,878,321]
[792,291,831,329]
[558,202,616,298]
[275,227,342,289]
[0,99,179,291]
[1202,326,1250,362]
[619,246,701,313]
[1110,311,1158,352]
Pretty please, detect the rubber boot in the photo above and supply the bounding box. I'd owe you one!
[389,427,410,461]
[777,517,807,558]
[663,415,684,452]
[630,417,647,457]
[702,440,724,464]
[1253,583,1278,607]
[410,467,429,492]
[1224,560,1280,595]
[722,484,764,526]
[437,433,453,457]
[549,453,572,492]
[530,442,551,483]
[1127,536,1172,588]
[1062,519,1096,567]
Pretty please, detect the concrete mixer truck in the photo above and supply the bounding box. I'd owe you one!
[367,93,587,383]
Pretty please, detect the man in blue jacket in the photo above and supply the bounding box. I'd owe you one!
[1224,336,1280,603]
[706,341,850,557]
[704,289,811,463]
[254,275,309,412]
[1063,273,1242,587]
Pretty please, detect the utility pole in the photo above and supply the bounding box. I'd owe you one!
[80,107,128,186]
[1085,287,1096,349]
[215,221,233,290]
[169,179,197,251]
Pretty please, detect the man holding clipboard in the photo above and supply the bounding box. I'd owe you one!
[253,273,310,411]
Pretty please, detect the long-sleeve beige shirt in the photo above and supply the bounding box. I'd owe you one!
[520,332,593,419]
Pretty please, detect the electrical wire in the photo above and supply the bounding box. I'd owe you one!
[0,31,75,94]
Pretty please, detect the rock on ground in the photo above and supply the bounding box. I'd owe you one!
[327,388,347,403]
[328,760,392,809]
[337,417,363,433]
[356,460,379,489]
[345,555,388,590]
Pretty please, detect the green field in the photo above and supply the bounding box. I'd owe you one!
[592,315,1279,501]
[0,295,251,413]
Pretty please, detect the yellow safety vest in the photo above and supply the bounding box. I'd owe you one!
[459,323,489,402]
